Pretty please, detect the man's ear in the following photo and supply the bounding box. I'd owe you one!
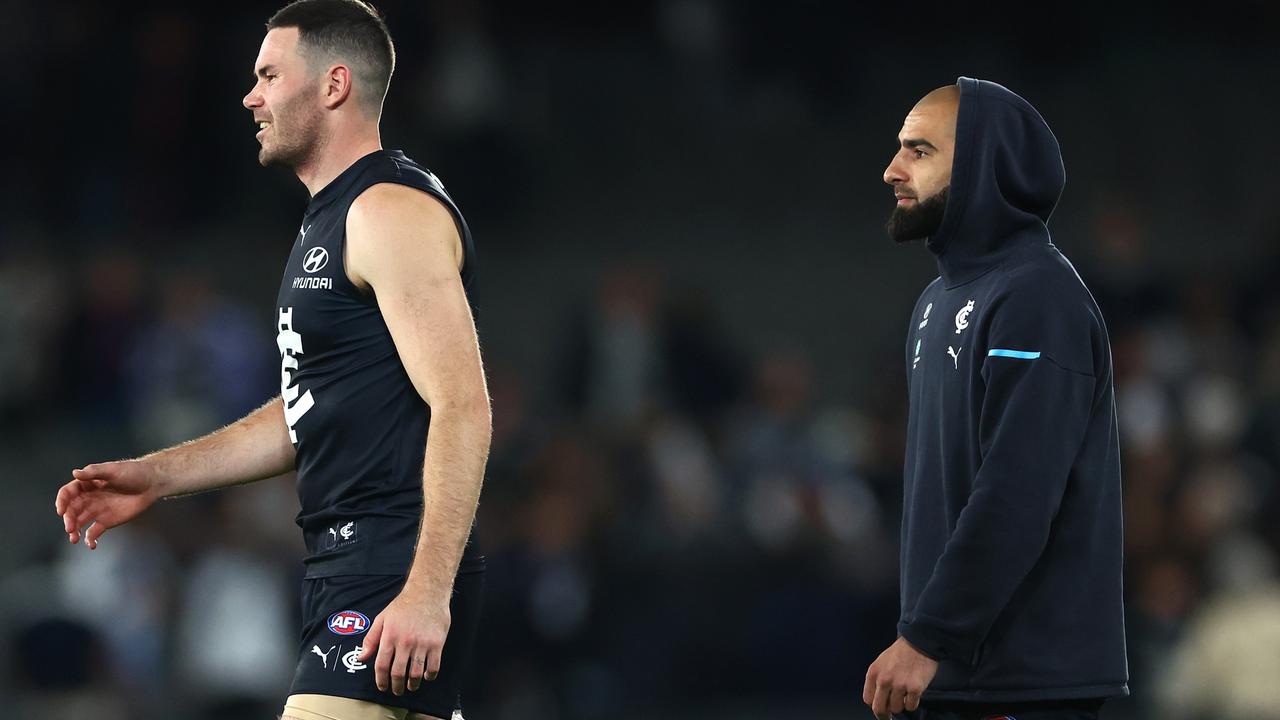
[322,64,353,109]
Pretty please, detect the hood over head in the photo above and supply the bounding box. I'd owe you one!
[929,77,1066,287]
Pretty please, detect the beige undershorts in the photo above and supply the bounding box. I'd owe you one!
[281,693,460,720]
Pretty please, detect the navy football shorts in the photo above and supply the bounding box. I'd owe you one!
[288,569,485,720]
[905,698,1105,720]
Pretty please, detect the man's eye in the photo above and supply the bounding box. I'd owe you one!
[914,149,927,159]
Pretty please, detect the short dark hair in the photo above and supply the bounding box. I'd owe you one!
[267,0,396,117]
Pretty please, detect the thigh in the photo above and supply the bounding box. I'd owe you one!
[282,693,408,720]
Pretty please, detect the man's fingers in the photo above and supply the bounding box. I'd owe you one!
[871,680,892,720]
[84,519,110,549]
[65,493,92,518]
[58,482,105,540]
[373,633,394,693]
[62,499,79,536]
[390,642,411,696]
[73,465,110,481]
[905,690,922,712]
[425,642,443,681]
[55,481,82,514]
[69,468,112,493]
[63,494,85,543]
[359,614,384,661]
[406,650,426,692]
[889,686,908,715]
[863,668,877,706]
[71,501,100,533]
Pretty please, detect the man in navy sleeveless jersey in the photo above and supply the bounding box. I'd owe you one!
[54,2,490,718]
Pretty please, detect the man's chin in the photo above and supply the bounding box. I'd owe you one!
[886,209,930,244]
[886,187,948,243]
[258,147,289,169]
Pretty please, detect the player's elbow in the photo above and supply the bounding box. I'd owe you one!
[430,391,492,436]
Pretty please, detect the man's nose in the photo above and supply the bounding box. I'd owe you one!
[884,156,905,186]
[243,89,261,110]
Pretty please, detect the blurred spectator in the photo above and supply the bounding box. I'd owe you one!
[0,243,67,422]
[172,490,297,718]
[728,349,860,552]
[1158,537,1280,720]
[10,618,128,720]
[1082,196,1169,334]
[55,522,174,709]
[558,264,666,432]
[57,252,146,440]
[125,272,273,450]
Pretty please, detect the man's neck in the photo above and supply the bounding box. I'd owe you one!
[296,129,383,197]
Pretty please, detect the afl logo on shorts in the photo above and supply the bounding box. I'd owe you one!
[328,610,370,636]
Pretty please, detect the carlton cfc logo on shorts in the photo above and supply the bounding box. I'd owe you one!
[328,610,370,636]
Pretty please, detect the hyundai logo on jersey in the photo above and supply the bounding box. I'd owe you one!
[328,610,370,636]
[303,246,329,273]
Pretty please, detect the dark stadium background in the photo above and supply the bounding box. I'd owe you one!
[3,2,1279,719]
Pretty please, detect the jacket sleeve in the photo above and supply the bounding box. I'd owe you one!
[897,285,1100,663]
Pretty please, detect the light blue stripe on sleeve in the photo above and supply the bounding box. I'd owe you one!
[987,349,1041,359]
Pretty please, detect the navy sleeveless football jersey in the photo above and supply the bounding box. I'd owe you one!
[275,149,483,578]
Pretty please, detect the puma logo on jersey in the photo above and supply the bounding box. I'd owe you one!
[311,644,336,669]
[948,345,962,369]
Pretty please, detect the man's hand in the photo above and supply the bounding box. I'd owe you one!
[55,461,162,549]
[358,584,451,695]
[863,636,938,719]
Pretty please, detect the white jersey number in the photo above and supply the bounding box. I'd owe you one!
[277,307,315,443]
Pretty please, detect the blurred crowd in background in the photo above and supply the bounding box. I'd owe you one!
[3,1,1280,719]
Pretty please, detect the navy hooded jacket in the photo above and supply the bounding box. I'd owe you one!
[897,77,1128,702]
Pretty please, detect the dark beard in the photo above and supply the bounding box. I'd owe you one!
[258,96,322,170]
[886,186,949,243]
[259,120,320,169]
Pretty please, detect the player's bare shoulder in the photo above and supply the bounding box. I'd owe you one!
[345,182,464,290]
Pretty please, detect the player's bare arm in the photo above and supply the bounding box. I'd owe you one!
[54,396,297,549]
[345,182,492,697]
